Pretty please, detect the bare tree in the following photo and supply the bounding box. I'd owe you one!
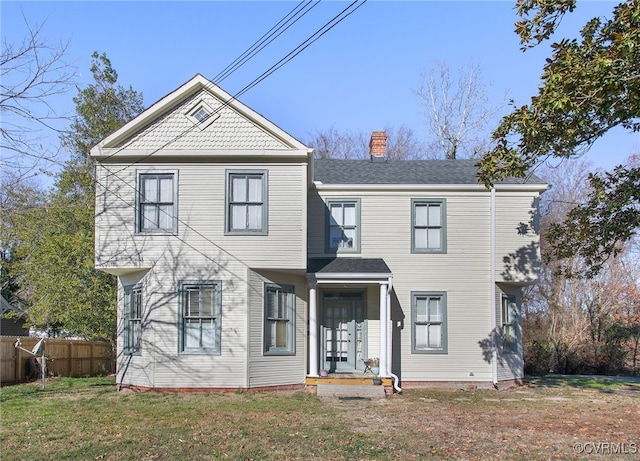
[1,13,76,181]
[415,62,505,159]
[306,124,426,160]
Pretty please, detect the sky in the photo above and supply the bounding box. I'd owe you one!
[2,0,638,182]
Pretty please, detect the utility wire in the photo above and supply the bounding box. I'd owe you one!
[213,0,320,84]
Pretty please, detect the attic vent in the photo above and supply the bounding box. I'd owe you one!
[186,100,219,130]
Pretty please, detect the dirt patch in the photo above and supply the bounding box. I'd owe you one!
[323,381,640,460]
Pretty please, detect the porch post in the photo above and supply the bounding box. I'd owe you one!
[379,282,388,377]
[308,279,319,377]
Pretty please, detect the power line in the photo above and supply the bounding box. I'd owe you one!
[213,0,320,84]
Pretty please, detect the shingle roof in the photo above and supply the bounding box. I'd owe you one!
[308,258,391,274]
[313,158,546,185]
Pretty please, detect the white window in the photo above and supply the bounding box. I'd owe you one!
[502,295,518,353]
[264,284,295,355]
[137,172,177,233]
[226,170,268,234]
[186,100,218,130]
[123,285,142,354]
[412,292,447,353]
[179,281,221,354]
[326,199,360,253]
[412,199,446,253]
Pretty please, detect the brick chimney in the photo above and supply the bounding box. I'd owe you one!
[369,131,387,160]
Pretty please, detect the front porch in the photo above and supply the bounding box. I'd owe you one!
[306,372,394,398]
[307,258,394,381]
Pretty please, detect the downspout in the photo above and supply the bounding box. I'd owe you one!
[490,187,498,388]
[386,276,402,393]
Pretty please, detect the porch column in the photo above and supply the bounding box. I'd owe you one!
[379,282,388,377]
[308,280,319,377]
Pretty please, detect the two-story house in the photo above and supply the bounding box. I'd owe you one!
[92,75,547,392]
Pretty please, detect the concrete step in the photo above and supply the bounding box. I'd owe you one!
[316,383,386,399]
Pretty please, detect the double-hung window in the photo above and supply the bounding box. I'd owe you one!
[264,284,295,355]
[412,292,447,353]
[502,295,518,353]
[226,170,268,234]
[123,285,142,354]
[412,199,446,253]
[326,199,360,253]
[137,172,177,233]
[179,281,221,354]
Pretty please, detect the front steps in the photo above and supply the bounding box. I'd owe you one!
[307,374,394,398]
[316,383,386,399]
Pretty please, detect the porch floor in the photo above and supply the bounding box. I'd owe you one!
[306,373,393,387]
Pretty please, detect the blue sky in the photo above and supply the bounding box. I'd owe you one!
[2,1,637,176]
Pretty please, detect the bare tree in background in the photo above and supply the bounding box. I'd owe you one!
[306,124,426,160]
[415,62,504,159]
[1,14,76,182]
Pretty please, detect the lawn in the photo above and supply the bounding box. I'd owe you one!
[1,376,638,460]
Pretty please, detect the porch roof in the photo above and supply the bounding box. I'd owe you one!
[307,258,391,276]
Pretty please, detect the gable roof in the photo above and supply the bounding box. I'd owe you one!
[91,74,308,157]
[313,159,546,188]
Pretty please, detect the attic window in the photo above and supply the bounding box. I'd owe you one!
[186,100,218,130]
[193,107,211,123]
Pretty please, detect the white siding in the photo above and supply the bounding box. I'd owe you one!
[310,187,540,383]
[247,270,307,388]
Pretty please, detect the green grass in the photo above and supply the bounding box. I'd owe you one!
[2,375,639,460]
[530,374,640,391]
[0,377,388,461]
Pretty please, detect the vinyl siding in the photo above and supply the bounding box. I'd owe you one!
[102,154,308,390]
[309,187,539,383]
[96,159,307,273]
[247,270,307,387]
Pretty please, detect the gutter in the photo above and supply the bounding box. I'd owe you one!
[490,187,498,387]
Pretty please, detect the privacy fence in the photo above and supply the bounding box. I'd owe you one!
[0,337,114,385]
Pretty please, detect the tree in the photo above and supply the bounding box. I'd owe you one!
[523,158,640,375]
[415,62,504,159]
[306,124,426,159]
[0,14,76,181]
[9,52,144,340]
[478,0,640,276]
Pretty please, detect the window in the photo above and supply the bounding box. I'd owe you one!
[264,284,295,355]
[179,281,221,354]
[412,199,446,253]
[326,199,360,253]
[502,295,518,353]
[123,285,142,354]
[193,106,211,123]
[226,170,268,234]
[136,172,177,233]
[186,100,218,130]
[412,292,447,353]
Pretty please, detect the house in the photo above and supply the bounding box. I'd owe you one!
[1,295,29,337]
[91,74,547,392]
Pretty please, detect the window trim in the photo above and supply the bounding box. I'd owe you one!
[502,294,518,354]
[411,291,448,354]
[135,170,178,235]
[263,283,296,356]
[178,280,222,355]
[411,198,447,254]
[225,170,268,235]
[185,99,218,130]
[325,198,361,253]
[123,284,143,355]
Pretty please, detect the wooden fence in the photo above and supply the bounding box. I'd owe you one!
[0,336,115,385]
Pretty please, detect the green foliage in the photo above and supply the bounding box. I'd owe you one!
[6,52,143,340]
[478,0,640,276]
[546,166,640,277]
[62,52,144,161]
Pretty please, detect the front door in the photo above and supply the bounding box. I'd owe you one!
[322,292,365,372]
